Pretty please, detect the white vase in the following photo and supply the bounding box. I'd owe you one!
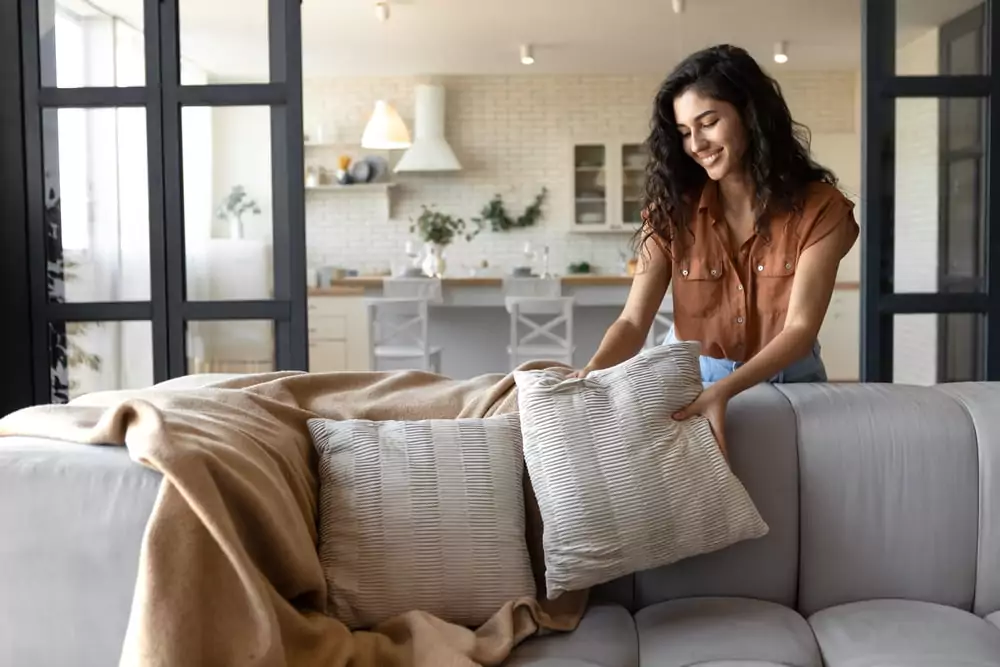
[228,214,244,239]
[421,242,447,277]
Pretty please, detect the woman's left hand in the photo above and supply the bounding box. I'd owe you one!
[673,386,729,461]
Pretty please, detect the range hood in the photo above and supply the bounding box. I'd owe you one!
[393,84,462,173]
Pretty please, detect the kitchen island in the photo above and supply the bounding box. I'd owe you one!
[307,274,636,377]
[306,275,861,381]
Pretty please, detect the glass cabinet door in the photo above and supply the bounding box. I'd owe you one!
[621,143,648,227]
[572,144,609,229]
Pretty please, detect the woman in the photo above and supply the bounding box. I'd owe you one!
[573,44,859,455]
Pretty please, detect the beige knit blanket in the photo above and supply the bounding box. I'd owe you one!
[0,366,587,666]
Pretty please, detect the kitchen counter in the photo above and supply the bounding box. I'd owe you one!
[309,274,635,292]
[309,275,860,296]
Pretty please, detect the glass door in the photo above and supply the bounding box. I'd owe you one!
[861,0,998,383]
[937,4,987,381]
[18,0,305,404]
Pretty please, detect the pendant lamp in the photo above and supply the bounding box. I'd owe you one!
[360,100,411,150]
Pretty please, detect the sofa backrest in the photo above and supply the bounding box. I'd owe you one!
[920,383,1000,618]
[780,383,980,617]
[624,382,1000,620]
[614,384,801,613]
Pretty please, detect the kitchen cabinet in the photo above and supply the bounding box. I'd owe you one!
[569,140,648,234]
[308,295,371,372]
[818,288,860,381]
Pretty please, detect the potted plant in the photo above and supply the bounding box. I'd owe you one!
[215,185,262,239]
[409,205,472,277]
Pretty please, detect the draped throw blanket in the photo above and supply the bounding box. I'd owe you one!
[0,367,588,667]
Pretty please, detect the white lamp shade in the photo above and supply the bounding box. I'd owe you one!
[361,101,411,150]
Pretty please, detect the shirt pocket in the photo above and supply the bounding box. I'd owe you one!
[674,256,726,318]
[754,254,797,314]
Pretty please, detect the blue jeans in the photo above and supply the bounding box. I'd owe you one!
[664,326,827,384]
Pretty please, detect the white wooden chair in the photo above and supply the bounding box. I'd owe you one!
[365,278,444,372]
[504,296,575,369]
[365,297,442,373]
[645,294,675,349]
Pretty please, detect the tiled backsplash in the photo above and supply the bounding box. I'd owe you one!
[303,71,859,277]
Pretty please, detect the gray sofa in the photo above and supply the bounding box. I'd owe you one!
[3,382,1000,666]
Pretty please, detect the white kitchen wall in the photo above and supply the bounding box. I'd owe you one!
[301,71,860,278]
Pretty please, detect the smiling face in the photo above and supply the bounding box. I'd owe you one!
[673,87,748,182]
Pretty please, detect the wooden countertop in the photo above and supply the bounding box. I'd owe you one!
[308,275,860,295]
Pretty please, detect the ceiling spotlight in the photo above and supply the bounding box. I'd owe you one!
[773,40,788,64]
[520,44,535,65]
[672,0,685,14]
[375,1,389,22]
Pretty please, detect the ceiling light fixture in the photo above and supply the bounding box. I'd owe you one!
[672,0,685,14]
[773,40,788,64]
[520,44,535,65]
[375,0,389,22]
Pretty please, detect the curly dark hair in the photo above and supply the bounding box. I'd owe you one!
[637,44,837,256]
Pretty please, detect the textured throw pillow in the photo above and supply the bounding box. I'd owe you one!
[307,413,535,629]
[513,341,768,599]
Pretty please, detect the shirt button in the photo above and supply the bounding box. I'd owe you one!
[681,269,689,276]
[737,317,744,324]
[737,284,744,291]
[710,269,718,276]
[785,262,792,270]
[757,265,764,272]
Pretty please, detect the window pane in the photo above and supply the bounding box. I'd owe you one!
[896,1,986,76]
[182,106,274,301]
[893,98,985,294]
[39,0,144,87]
[42,108,150,302]
[893,313,984,385]
[187,320,274,374]
[179,0,270,84]
[50,320,153,402]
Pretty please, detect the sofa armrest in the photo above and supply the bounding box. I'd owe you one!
[0,437,161,667]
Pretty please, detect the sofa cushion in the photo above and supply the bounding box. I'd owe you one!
[936,383,1000,617]
[777,384,980,617]
[504,603,637,667]
[307,414,535,629]
[513,342,768,599]
[634,384,800,609]
[634,597,822,667]
[809,599,1000,666]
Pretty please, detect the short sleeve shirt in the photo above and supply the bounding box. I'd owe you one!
[657,180,859,362]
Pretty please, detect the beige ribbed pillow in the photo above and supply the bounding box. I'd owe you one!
[513,341,768,599]
[307,413,535,629]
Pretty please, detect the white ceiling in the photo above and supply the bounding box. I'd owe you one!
[88,0,984,79]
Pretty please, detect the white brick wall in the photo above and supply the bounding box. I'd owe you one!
[301,72,859,277]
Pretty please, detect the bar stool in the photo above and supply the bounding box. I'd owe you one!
[644,294,675,349]
[365,278,443,372]
[504,296,575,369]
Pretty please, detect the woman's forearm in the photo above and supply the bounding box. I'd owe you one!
[586,319,648,370]
[711,324,816,400]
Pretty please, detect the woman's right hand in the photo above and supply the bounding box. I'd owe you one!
[569,363,597,379]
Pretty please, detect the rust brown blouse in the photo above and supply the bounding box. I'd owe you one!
[654,180,859,362]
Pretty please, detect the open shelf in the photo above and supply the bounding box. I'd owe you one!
[305,182,396,193]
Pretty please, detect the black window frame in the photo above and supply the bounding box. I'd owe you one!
[6,0,307,406]
[861,0,1000,381]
